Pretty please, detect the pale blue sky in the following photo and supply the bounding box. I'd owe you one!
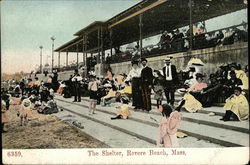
[1,0,247,74]
[1,0,141,73]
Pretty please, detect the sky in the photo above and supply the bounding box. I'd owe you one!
[1,0,141,74]
[1,0,248,74]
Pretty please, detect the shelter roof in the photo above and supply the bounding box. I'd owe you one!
[74,21,105,36]
[56,0,247,52]
[55,36,83,52]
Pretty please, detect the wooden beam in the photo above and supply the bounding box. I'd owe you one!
[60,38,84,52]
[108,0,167,29]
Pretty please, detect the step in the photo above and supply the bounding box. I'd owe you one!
[69,95,224,116]
[57,96,248,134]
[55,96,248,147]
[56,100,222,148]
[54,110,155,148]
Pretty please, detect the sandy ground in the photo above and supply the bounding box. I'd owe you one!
[2,103,109,149]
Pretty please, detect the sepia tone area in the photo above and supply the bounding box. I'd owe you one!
[2,104,109,149]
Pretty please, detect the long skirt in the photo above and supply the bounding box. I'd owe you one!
[132,78,143,108]
[141,83,152,111]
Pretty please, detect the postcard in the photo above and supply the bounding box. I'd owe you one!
[1,0,249,164]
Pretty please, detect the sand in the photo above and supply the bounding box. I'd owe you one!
[2,103,109,149]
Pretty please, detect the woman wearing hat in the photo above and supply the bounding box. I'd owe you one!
[180,73,208,112]
[220,87,249,121]
[230,63,248,93]
[125,60,143,110]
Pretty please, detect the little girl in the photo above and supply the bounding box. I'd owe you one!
[156,100,185,147]
[2,100,9,133]
[18,98,32,126]
[111,97,131,120]
[153,71,164,108]
[88,75,98,115]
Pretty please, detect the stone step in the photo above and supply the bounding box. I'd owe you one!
[54,109,156,148]
[55,96,249,147]
[77,95,224,115]
[56,96,248,134]
[56,100,221,148]
[70,97,236,132]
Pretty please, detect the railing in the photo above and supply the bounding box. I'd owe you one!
[56,23,248,72]
[107,22,248,64]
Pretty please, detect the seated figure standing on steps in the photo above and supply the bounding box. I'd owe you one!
[220,87,249,122]
[156,100,185,147]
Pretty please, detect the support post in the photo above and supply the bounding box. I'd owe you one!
[97,28,100,64]
[101,26,104,64]
[189,0,193,52]
[139,13,143,58]
[76,43,79,68]
[110,29,113,56]
[58,51,60,70]
[39,46,43,73]
[66,51,68,66]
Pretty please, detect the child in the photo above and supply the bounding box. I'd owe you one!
[38,95,58,114]
[153,70,164,108]
[220,87,249,121]
[1,100,9,133]
[111,97,131,120]
[18,98,32,126]
[88,75,98,115]
[156,100,185,147]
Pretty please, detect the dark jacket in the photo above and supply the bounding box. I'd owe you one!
[141,66,153,85]
[162,65,178,83]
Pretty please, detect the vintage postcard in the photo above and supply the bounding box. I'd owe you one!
[1,0,249,164]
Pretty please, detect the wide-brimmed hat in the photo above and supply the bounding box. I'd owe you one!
[163,31,168,35]
[229,63,237,68]
[89,74,96,78]
[188,58,205,66]
[141,57,147,62]
[164,57,173,62]
[131,60,139,65]
[23,99,31,107]
[234,87,242,92]
[195,73,205,78]
[103,83,112,88]
[209,73,216,79]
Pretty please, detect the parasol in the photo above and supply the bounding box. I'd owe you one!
[187,58,205,66]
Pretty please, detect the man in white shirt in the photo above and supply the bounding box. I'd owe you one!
[162,57,179,106]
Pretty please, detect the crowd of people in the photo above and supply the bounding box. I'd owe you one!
[52,56,249,123]
[1,70,60,130]
[104,23,248,65]
[2,56,249,148]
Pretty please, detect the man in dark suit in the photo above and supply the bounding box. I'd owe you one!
[162,57,178,106]
[72,69,83,102]
[141,58,154,112]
